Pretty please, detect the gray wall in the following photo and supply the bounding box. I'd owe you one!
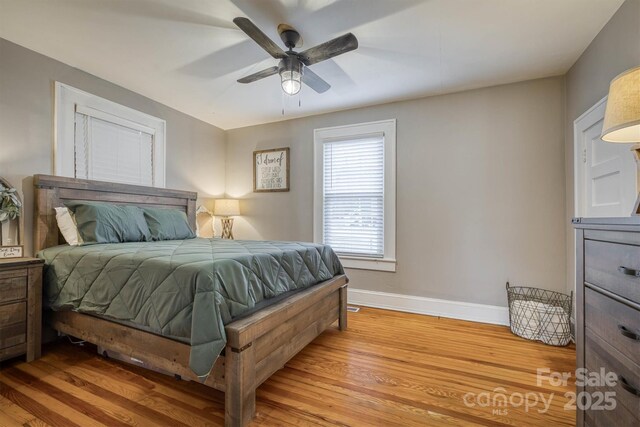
[227,77,566,307]
[564,0,640,293]
[0,38,227,255]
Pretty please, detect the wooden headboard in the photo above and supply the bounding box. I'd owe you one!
[33,175,197,253]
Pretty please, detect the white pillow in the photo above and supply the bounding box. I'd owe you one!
[55,207,83,246]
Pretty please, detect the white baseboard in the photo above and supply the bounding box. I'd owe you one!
[347,288,510,326]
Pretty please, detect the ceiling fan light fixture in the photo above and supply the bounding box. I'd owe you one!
[280,56,302,96]
[281,69,301,95]
[234,17,357,96]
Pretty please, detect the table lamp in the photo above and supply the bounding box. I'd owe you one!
[214,199,240,239]
[601,66,640,215]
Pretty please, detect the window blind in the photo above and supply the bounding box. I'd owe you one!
[74,112,154,186]
[323,135,384,257]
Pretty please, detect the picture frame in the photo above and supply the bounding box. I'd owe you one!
[0,176,24,259]
[0,245,23,259]
[253,147,290,192]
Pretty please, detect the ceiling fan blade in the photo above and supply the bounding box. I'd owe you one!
[298,33,358,66]
[237,66,280,83]
[302,67,331,93]
[233,17,287,59]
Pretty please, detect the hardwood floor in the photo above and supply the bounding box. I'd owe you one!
[0,307,576,426]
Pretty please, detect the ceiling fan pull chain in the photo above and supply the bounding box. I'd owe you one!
[280,92,287,116]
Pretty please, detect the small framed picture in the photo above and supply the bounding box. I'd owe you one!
[0,245,23,259]
[254,147,290,192]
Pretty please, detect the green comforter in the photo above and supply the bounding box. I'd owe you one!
[37,238,344,377]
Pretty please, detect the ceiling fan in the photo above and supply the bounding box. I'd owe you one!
[233,17,358,96]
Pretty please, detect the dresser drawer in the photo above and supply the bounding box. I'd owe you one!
[585,287,640,367]
[0,301,26,326]
[585,402,638,427]
[0,276,27,304]
[584,239,640,303]
[585,331,640,426]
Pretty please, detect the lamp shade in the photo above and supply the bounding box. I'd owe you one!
[214,199,240,217]
[601,66,640,143]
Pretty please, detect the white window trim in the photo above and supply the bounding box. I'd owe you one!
[313,119,396,272]
[54,82,166,187]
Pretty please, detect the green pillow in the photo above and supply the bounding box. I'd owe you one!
[65,201,151,244]
[142,207,195,241]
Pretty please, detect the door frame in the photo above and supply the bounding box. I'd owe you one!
[573,96,608,217]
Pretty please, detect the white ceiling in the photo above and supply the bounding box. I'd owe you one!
[0,0,624,130]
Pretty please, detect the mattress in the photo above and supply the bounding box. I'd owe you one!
[37,238,344,377]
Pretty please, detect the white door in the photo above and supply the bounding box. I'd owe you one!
[575,97,637,217]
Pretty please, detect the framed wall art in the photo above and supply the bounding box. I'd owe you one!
[0,177,24,259]
[253,147,290,192]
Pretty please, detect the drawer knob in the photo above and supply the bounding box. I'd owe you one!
[617,266,640,276]
[618,325,640,341]
[620,376,640,397]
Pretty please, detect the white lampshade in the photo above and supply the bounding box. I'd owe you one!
[601,66,640,143]
[214,199,240,217]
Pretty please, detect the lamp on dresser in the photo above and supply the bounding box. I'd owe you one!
[214,199,240,239]
[601,66,640,214]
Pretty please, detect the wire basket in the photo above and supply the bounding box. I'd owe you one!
[506,282,572,346]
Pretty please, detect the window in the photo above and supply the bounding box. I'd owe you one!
[314,119,396,272]
[55,82,166,187]
[323,136,384,257]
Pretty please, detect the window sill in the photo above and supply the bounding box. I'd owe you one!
[339,256,396,272]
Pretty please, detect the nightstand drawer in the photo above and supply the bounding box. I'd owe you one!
[0,322,26,349]
[0,301,26,325]
[585,239,640,303]
[0,276,27,304]
[0,343,27,361]
[0,258,43,363]
[585,287,640,367]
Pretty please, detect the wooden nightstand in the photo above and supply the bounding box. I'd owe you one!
[0,257,44,362]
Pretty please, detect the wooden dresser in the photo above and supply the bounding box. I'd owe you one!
[0,257,44,363]
[574,218,640,427]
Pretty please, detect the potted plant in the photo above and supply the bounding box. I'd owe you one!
[0,181,22,245]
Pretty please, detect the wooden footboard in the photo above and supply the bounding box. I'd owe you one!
[224,275,348,425]
[48,274,348,427]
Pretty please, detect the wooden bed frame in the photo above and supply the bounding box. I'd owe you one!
[33,174,348,427]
